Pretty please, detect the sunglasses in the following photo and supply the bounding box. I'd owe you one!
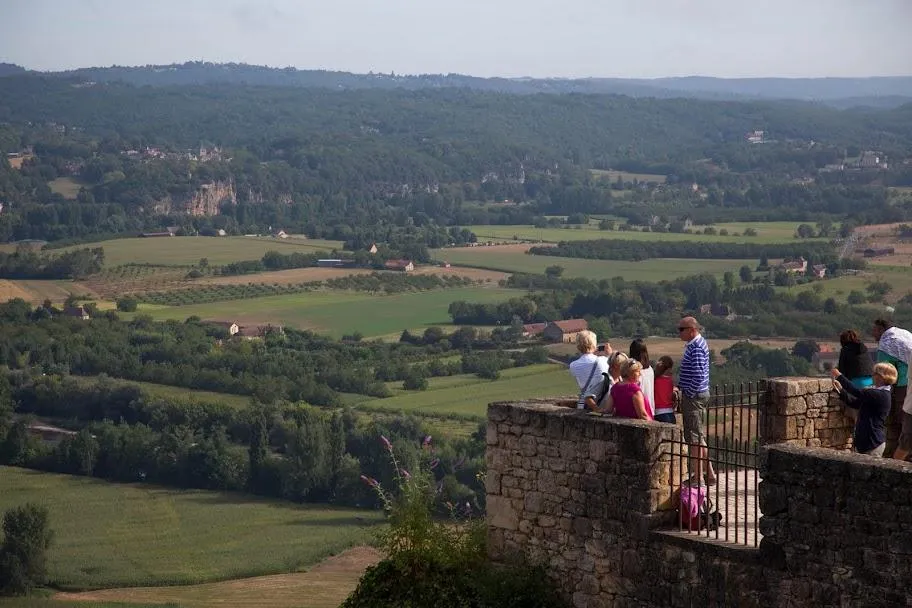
[677,327,689,332]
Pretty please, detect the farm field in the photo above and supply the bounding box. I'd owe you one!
[199,265,509,287]
[356,363,577,418]
[0,467,382,591]
[61,236,345,266]
[52,547,382,608]
[547,337,840,364]
[132,287,522,338]
[48,177,84,200]
[589,169,667,183]
[431,246,754,281]
[0,279,94,304]
[786,266,912,303]
[465,222,824,245]
[69,375,252,409]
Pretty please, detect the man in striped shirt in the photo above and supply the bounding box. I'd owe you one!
[678,316,716,485]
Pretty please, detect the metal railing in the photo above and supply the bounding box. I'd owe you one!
[665,381,766,547]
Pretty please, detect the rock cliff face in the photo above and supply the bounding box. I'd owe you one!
[152,180,237,216]
[186,180,236,216]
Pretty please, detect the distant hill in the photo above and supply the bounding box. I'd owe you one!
[3,62,912,108]
[0,63,27,77]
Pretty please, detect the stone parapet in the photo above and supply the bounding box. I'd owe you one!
[763,376,854,449]
[487,395,912,607]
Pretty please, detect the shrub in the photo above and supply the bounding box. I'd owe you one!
[115,297,138,312]
[0,503,54,596]
[342,438,566,608]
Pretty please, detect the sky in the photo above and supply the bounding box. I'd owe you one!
[1,0,911,78]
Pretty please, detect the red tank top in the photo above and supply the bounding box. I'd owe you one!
[654,375,674,409]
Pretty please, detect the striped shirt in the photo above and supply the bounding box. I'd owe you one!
[679,334,710,397]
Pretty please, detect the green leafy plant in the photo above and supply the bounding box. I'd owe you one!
[344,436,566,608]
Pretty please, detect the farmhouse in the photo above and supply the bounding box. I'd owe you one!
[811,346,839,372]
[207,320,239,336]
[63,306,90,320]
[384,259,415,272]
[698,303,732,317]
[779,256,807,274]
[368,243,379,254]
[542,319,588,343]
[522,322,548,338]
[274,230,288,239]
[811,264,827,278]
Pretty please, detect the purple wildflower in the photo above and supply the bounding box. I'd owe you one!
[380,435,392,452]
[400,468,411,479]
[429,458,440,469]
[360,474,379,488]
[422,435,432,448]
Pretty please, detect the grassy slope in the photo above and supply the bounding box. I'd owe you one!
[432,249,754,281]
[62,236,345,266]
[133,288,521,338]
[465,222,825,244]
[0,467,382,591]
[355,363,577,418]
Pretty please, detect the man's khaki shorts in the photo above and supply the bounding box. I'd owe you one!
[681,391,709,446]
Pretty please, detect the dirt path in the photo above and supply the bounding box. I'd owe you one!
[52,546,381,608]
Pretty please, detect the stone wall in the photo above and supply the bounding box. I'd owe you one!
[759,443,912,607]
[487,390,912,607]
[763,376,855,449]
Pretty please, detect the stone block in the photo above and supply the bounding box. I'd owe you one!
[485,471,501,495]
[524,491,544,514]
[488,495,519,531]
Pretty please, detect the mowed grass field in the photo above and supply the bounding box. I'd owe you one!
[61,236,345,266]
[133,287,522,338]
[0,467,382,591]
[465,222,824,245]
[48,177,85,200]
[356,363,577,418]
[432,247,754,281]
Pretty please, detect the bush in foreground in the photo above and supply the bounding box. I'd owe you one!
[342,437,566,608]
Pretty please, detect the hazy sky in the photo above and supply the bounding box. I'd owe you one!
[1,0,911,78]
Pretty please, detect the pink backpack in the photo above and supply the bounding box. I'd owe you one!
[679,484,721,531]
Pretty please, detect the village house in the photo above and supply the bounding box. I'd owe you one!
[811,264,828,279]
[779,256,808,274]
[274,230,288,239]
[699,303,732,317]
[63,306,90,320]
[207,321,239,336]
[384,259,415,272]
[521,322,548,338]
[368,243,379,254]
[542,319,588,343]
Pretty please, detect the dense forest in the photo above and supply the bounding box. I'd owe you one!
[1,74,911,243]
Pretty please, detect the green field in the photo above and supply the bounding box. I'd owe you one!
[133,287,521,338]
[48,177,85,200]
[0,467,382,590]
[432,249,754,281]
[69,376,251,409]
[355,363,577,418]
[62,236,345,266]
[787,266,912,303]
[589,169,667,183]
[466,222,824,245]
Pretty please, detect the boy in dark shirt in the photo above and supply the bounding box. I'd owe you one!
[831,362,898,457]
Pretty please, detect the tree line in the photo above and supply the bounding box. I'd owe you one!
[529,239,835,262]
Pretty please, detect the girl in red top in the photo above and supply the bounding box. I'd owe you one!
[603,360,654,420]
[653,356,677,424]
